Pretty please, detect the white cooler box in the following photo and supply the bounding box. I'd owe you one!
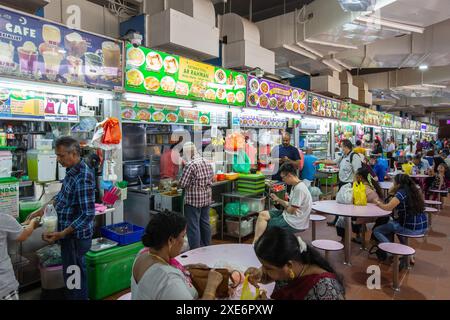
[225,217,255,237]
[39,265,65,290]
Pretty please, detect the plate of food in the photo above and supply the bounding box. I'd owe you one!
[260,81,270,94]
[226,92,235,104]
[161,76,176,92]
[144,76,160,91]
[175,82,189,96]
[259,95,269,108]
[236,91,245,103]
[146,51,162,71]
[285,101,293,111]
[299,91,306,101]
[215,69,227,84]
[277,98,285,111]
[205,89,216,100]
[164,56,178,74]
[199,115,209,124]
[292,90,299,101]
[191,83,207,98]
[152,111,165,122]
[249,78,259,93]
[269,97,278,110]
[121,108,136,120]
[326,108,332,118]
[320,109,326,117]
[293,102,299,113]
[248,93,259,106]
[312,97,320,113]
[127,47,145,67]
[166,112,178,123]
[137,109,151,121]
[299,102,306,113]
[126,69,144,86]
[235,74,246,88]
[216,88,226,100]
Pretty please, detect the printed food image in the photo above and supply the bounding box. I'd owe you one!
[236,91,245,103]
[248,93,259,106]
[326,108,332,118]
[277,97,285,111]
[260,82,269,94]
[299,103,306,113]
[259,95,269,108]
[216,88,226,100]
[146,51,162,71]
[299,91,306,101]
[312,98,320,113]
[127,47,145,67]
[293,102,299,112]
[166,112,178,123]
[292,90,299,101]
[180,110,198,121]
[249,78,259,93]
[199,115,209,124]
[137,109,151,121]
[269,97,277,109]
[152,111,165,122]
[175,82,189,96]
[121,108,136,120]
[320,109,326,117]
[126,69,144,86]
[226,92,235,104]
[161,76,176,92]
[215,69,226,84]
[226,73,234,86]
[205,89,216,100]
[285,101,293,111]
[235,75,246,87]
[164,56,178,74]
[191,83,207,98]
[144,76,160,91]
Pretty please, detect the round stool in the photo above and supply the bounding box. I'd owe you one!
[117,292,131,300]
[378,243,415,292]
[310,214,326,241]
[425,207,439,227]
[312,239,344,262]
[396,233,425,269]
[424,199,442,210]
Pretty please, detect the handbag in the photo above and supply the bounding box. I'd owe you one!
[188,267,233,298]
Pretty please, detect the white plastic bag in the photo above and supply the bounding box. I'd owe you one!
[336,183,353,204]
[42,204,58,233]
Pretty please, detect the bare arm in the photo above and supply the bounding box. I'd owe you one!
[376,197,400,212]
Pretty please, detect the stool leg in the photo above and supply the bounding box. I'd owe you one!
[360,224,367,251]
[344,217,352,266]
[312,221,316,241]
[428,212,432,228]
[404,239,412,270]
[393,255,400,292]
[325,250,329,262]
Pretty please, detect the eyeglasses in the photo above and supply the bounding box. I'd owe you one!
[280,174,288,180]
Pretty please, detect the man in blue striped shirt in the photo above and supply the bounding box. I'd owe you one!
[31,137,95,300]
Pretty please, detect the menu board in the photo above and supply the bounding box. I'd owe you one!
[237,114,286,128]
[0,88,78,121]
[339,102,349,122]
[247,75,307,114]
[121,101,210,125]
[0,7,122,90]
[124,44,247,107]
[346,104,364,123]
[364,109,381,126]
[382,113,393,127]
[393,116,402,128]
[307,94,341,119]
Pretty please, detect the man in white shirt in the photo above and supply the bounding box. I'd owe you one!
[253,163,312,243]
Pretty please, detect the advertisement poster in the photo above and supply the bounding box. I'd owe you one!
[0,88,78,121]
[346,104,364,123]
[307,94,341,119]
[363,108,381,126]
[121,101,210,125]
[247,75,307,114]
[382,113,393,127]
[339,102,349,122]
[0,7,122,90]
[0,178,19,218]
[125,44,247,107]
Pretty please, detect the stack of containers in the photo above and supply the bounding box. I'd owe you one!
[236,173,266,194]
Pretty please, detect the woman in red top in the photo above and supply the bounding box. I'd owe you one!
[245,227,345,300]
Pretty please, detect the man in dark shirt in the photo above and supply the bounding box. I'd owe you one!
[271,132,301,181]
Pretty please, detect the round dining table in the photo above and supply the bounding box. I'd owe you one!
[176,244,274,299]
[311,200,391,266]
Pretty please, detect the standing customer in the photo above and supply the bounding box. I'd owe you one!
[271,132,301,182]
[29,137,95,300]
[301,147,318,187]
[179,142,214,249]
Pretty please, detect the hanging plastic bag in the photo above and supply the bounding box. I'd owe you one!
[232,151,251,173]
[225,132,245,152]
[240,275,260,300]
[102,117,121,145]
[336,183,353,204]
[402,162,414,175]
[42,204,58,233]
[353,182,367,206]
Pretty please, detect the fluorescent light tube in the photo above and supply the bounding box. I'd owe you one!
[321,60,344,72]
[282,44,318,60]
[333,58,353,70]
[295,42,324,58]
[288,65,311,76]
[422,84,447,89]
[355,16,425,34]
[123,93,193,107]
[304,38,359,50]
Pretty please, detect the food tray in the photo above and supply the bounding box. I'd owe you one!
[90,237,119,252]
[100,222,144,246]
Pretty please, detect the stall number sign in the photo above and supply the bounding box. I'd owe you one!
[0,182,19,218]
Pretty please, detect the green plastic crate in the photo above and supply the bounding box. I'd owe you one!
[319,173,338,185]
[237,187,265,194]
[238,173,266,181]
[86,241,143,300]
[236,181,266,189]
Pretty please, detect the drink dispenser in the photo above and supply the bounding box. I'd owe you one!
[27,149,57,182]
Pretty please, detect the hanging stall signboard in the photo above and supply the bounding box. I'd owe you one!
[124,43,247,107]
[0,88,78,121]
[345,104,364,123]
[0,6,122,90]
[121,101,210,125]
[382,113,393,127]
[307,93,341,119]
[247,75,308,114]
[363,108,381,126]
[393,116,402,128]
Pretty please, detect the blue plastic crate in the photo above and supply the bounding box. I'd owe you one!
[100,222,144,246]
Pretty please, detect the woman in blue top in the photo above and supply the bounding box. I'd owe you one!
[372,174,428,268]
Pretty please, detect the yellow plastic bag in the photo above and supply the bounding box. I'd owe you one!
[402,162,414,175]
[353,182,367,206]
[240,275,260,300]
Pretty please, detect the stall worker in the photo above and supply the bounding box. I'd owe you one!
[271,132,301,182]
[301,148,318,188]
[253,163,312,244]
[179,142,214,250]
[28,136,95,300]
[160,136,183,180]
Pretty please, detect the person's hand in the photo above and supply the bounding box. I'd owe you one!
[257,288,268,300]
[270,193,279,202]
[25,207,45,224]
[283,156,290,163]
[244,267,263,287]
[206,269,223,289]
[42,231,64,243]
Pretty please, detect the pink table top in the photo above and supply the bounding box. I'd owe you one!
[176,244,274,298]
[388,172,430,179]
[311,200,391,218]
[379,181,393,190]
[424,199,442,205]
[312,240,344,251]
[378,243,415,256]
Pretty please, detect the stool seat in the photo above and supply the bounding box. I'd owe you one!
[396,233,425,239]
[312,239,344,251]
[310,214,326,222]
[429,189,449,194]
[425,207,439,213]
[424,200,442,206]
[117,292,131,300]
[379,242,415,256]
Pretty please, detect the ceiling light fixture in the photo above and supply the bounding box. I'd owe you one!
[304,38,359,50]
[295,42,324,58]
[422,84,447,89]
[321,59,344,72]
[355,16,425,34]
[419,65,429,71]
[333,58,353,70]
[283,44,318,60]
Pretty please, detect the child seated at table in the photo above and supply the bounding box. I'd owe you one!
[253,163,312,244]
